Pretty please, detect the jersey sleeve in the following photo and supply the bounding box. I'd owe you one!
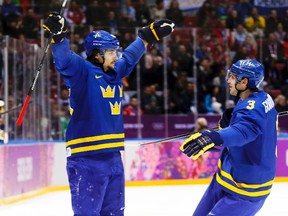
[217,99,264,147]
[115,37,146,78]
[51,38,88,87]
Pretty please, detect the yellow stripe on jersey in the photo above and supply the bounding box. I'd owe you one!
[66,133,125,147]
[217,160,274,189]
[71,142,125,154]
[216,173,272,197]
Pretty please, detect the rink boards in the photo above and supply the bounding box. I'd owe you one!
[1,139,288,204]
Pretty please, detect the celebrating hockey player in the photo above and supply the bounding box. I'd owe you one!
[180,59,278,216]
[43,12,174,216]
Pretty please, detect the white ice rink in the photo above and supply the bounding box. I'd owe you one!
[0,183,287,216]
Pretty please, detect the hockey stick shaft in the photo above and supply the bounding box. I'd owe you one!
[16,0,68,126]
[140,110,288,146]
[0,101,32,116]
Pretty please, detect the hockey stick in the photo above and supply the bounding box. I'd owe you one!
[16,0,68,126]
[139,110,288,146]
[0,101,32,116]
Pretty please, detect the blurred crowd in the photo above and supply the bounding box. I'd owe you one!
[1,0,288,121]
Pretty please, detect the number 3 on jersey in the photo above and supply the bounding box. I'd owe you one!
[246,100,255,110]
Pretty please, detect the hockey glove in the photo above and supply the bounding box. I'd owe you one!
[138,19,175,44]
[180,129,223,160]
[218,108,234,129]
[43,12,68,43]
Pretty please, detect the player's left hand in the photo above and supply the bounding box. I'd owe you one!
[43,11,68,43]
[218,108,234,129]
[180,129,223,160]
[138,19,175,44]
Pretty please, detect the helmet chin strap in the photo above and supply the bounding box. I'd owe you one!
[235,82,248,98]
[94,51,105,69]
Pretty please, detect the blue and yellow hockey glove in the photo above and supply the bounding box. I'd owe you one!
[180,130,223,160]
[138,19,175,44]
[218,108,234,129]
[43,12,68,43]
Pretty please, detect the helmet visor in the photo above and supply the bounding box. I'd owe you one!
[104,48,123,59]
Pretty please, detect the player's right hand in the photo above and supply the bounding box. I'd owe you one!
[180,129,223,160]
[43,12,68,43]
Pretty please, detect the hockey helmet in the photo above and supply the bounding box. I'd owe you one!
[84,30,120,57]
[226,59,264,89]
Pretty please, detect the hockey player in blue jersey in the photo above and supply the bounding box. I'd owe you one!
[180,59,278,216]
[43,12,174,215]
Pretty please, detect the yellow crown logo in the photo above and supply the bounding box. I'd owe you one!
[109,101,121,115]
[118,85,123,98]
[100,85,115,98]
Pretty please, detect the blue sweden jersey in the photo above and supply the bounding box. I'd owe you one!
[51,38,146,158]
[217,91,278,201]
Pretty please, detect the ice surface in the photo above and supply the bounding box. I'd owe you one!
[0,183,287,216]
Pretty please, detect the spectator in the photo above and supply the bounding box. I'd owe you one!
[193,117,208,132]
[143,96,162,114]
[265,9,279,37]
[165,0,184,27]
[233,0,253,20]
[19,0,31,14]
[150,0,165,20]
[281,9,288,32]
[245,7,266,38]
[104,10,119,36]
[226,9,243,30]
[204,86,224,114]
[85,0,105,27]
[195,42,212,62]
[178,82,195,114]
[274,22,286,44]
[2,0,21,38]
[274,94,288,112]
[123,96,143,116]
[2,0,21,17]
[118,11,137,35]
[244,33,257,58]
[196,0,217,33]
[141,85,152,110]
[58,87,70,107]
[174,44,193,76]
[135,0,151,26]
[63,0,86,25]
[164,89,180,114]
[212,43,227,71]
[197,58,214,96]
[262,33,285,71]
[19,7,39,40]
[196,0,214,28]
[225,99,235,109]
[69,33,85,56]
[121,0,136,22]
[283,33,288,59]
[215,0,230,20]
[142,46,164,87]
[232,44,251,62]
[47,0,62,16]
